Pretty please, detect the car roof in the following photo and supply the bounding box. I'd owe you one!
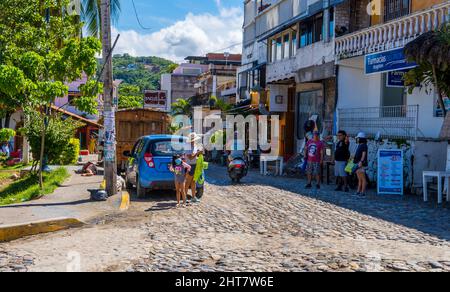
[143,135,187,141]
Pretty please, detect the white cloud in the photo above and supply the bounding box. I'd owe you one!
[112,6,243,62]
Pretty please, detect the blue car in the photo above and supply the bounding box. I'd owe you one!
[124,135,190,198]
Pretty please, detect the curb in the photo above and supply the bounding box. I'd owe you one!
[0,218,85,243]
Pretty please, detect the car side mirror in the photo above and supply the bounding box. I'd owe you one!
[123,150,132,157]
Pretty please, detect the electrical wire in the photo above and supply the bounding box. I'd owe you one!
[131,0,152,30]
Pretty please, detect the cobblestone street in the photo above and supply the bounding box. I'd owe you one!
[1,165,450,272]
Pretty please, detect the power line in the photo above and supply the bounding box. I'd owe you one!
[209,42,243,54]
[131,0,152,30]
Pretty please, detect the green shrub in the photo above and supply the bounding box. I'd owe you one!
[0,128,15,143]
[59,138,80,165]
[22,111,83,165]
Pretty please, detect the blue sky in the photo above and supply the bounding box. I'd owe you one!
[112,0,244,61]
[116,0,242,33]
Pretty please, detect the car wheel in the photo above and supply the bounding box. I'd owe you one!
[136,176,147,199]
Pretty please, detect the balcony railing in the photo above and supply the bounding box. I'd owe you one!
[338,105,419,140]
[335,2,450,59]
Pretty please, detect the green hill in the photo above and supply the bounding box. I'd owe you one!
[99,54,177,109]
[112,54,177,90]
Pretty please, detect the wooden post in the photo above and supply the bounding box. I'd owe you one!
[101,0,117,196]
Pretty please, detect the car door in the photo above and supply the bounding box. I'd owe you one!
[127,138,144,185]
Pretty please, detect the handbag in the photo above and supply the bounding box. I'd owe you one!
[345,160,355,174]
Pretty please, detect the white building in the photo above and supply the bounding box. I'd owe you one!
[335,0,450,141]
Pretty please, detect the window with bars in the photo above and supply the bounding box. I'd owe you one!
[384,0,410,22]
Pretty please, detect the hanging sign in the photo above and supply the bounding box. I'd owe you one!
[144,90,168,111]
[386,70,409,87]
[377,149,404,195]
[365,48,417,75]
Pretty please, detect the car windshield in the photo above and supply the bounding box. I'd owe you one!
[149,140,190,156]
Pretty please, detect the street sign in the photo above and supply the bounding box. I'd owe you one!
[386,70,409,88]
[365,47,417,75]
[144,90,168,111]
[377,149,404,196]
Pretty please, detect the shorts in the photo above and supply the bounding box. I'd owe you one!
[334,161,347,177]
[356,167,367,174]
[306,162,321,176]
[188,164,196,176]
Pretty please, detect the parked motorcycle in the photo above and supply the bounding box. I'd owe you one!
[228,157,248,183]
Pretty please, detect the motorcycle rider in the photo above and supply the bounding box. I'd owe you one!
[227,131,246,163]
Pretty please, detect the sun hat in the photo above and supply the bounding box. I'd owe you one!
[187,132,202,143]
[356,132,367,139]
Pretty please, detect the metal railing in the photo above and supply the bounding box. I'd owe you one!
[338,105,419,140]
[335,2,450,59]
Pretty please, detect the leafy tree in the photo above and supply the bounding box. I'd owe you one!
[118,83,143,109]
[404,24,450,116]
[0,0,102,187]
[22,111,83,170]
[210,95,232,112]
[109,54,176,90]
[0,129,16,143]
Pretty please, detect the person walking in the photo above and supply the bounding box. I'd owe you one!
[334,130,350,192]
[354,132,369,196]
[185,132,203,203]
[305,131,324,190]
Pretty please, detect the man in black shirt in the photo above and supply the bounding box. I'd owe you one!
[334,130,350,192]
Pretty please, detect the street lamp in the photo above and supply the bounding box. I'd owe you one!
[224,52,230,68]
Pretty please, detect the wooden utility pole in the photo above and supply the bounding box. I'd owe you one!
[101,0,117,196]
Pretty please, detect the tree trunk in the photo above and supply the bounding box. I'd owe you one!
[433,65,446,117]
[4,112,12,129]
[39,107,48,189]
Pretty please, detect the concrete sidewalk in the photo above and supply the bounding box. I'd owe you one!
[0,167,127,241]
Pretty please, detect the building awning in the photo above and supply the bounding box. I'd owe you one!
[51,105,102,128]
[238,62,267,75]
[257,0,346,42]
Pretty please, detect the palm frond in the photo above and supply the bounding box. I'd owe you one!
[81,0,121,38]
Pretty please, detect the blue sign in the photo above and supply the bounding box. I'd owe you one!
[365,48,417,75]
[386,70,409,87]
[377,149,404,196]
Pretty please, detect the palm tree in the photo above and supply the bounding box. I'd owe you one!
[82,0,121,38]
[404,24,450,116]
[171,98,193,116]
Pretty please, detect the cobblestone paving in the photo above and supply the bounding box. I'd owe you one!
[1,165,450,272]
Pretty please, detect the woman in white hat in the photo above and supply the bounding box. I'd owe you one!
[354,132,368,196]
[185,132,203,203]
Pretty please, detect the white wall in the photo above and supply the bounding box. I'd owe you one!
[161,73,172,111]
[337,56,382,109]
[337,56,444,139]
[267,38,335,82]
[0,111,23,131]
[408,87,444,138]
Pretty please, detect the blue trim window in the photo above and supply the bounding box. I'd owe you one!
[276,37,282,61]
[291,30,297,56]
[329,8,335,38]
[299,13,324,48]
